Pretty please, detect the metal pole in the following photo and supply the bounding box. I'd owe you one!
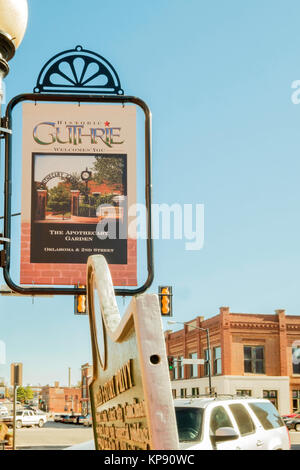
[13,384,17,451]
[206,329,213,396]
[167,321,213,396]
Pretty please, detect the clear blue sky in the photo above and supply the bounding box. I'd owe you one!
[1,0,300,386]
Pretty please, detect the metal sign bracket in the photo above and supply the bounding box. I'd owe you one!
[1,46,154,297]
[0,117,12,138]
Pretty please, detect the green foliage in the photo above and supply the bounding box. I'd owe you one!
[92,193,115,207]
[78,194,116,217]
[17,386,34,404]
[92,156,124,186]
[47,185,71,216]
[63,173,86,193]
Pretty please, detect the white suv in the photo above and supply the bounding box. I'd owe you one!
[174,396,290,450]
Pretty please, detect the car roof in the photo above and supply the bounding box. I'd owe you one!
[174,396,270,410]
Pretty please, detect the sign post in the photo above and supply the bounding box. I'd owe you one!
[87,255,179,450]
[11,363,22,451]
[181,358,205,365]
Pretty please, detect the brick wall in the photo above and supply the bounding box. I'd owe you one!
[20,222,137,286]
[165,307,300,410]
[41,386,82,414]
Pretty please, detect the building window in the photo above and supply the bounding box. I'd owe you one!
[180,388,187,398]
[292,390,300,412]
[172,389,177,399]
[173,360,178,380]
[192,387,199,397]
[178,356,184,379]
[244,346,265,374]
[263,390,278,409]
[204,349,211,377]
[189,352,198,378]
[292,346,300,374]
[236,390,252,397]
[213,347,222,375]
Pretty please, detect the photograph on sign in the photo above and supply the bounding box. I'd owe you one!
[87,256,179,450]
[20,102,137,286]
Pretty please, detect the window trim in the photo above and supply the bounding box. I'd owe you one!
[189,352,198,378]
[244,345,265,374]
[292,346,300,375]
[213,346,222,376]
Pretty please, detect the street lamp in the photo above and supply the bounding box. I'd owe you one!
[167,320,213,396]
[0,0,28,105]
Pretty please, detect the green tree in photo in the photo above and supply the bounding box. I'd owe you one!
[62,173,86,193]
[47,185,71,219]
[92,156,124,186]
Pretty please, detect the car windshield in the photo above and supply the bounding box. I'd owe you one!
[175,407,204,442]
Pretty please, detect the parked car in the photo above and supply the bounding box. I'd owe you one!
[61,415,71,423]
[83,414,92,427]
[174,396,290,450]
[285,416,300,432]
[76,415,87,425]
[63,415,79,424]
[1,410,47,429]
[282,413,300,424]
[282,409,300,419]
[54,414,67,423]
[0,406,8,417]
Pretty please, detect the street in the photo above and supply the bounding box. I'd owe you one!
[15,421,93,450]
[290,430,300,450]
[12,421,300,450]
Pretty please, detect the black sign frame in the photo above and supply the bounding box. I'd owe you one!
[2,93,153,297]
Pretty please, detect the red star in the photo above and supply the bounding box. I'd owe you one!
[104,121,110,127]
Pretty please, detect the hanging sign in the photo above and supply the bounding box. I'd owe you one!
[20,102,137,286]
[87,255,179,450]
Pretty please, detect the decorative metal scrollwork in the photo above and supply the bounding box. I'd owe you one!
[34,45,124,95]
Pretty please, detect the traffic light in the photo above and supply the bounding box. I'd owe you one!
[159,286,173,317]
[11,363,23,387]
[74,284,87,315]
[168,357,174,370]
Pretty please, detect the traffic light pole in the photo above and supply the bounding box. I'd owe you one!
[167,321,213,396]
[13,384,17,451]
[205,328,212,397]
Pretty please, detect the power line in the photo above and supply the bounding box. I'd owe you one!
[0,213,21,220]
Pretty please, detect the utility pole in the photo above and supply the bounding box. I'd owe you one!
[11,363,22,451]
[13,384,17,451]
[68,367,71,388]
[167,321,213,396]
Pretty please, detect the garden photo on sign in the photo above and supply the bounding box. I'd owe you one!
[33,153,126,223]
[29,153,128,265]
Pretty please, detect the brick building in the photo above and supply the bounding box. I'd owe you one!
[165,307,300,414]
[40,382,81,414]
[80,363,92,416]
